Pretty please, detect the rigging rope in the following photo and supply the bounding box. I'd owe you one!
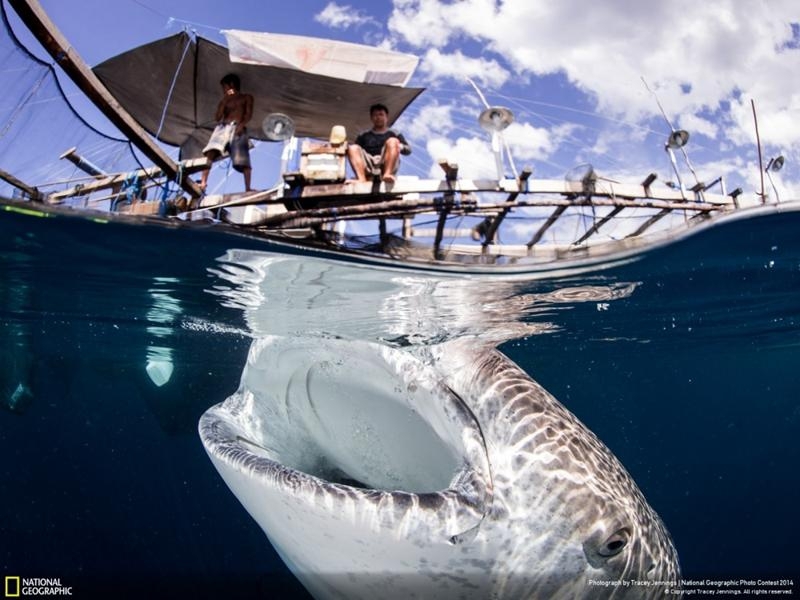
[1,0,130,143]
[155,29,195,141]
[0,69,47,141]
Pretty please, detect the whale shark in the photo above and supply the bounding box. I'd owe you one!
[199,334,680,598]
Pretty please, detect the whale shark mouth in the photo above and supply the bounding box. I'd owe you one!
[199,335,492,592]
[200,333,682,598]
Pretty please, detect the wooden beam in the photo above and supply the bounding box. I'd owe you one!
[432,207,450,258]
[281,177,736,205]
[402,216,412,238]
[48,158,209,202]
[48,166,163,201]
[527,205,566,247]
[483,166,532,245]
[626,209,671,238]
[0,167,41,201]
[251,205,452,230]
[481,197,724,212]
[409,227,476,238]
[573,205,624,245]
[193,187,729,217]
[8,0,203,199]
[251,195,476,229]
[641,172,657,195]
[438,159,459,181]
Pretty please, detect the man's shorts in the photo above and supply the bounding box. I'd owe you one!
[203,123,251,172]
[358,146,399,176]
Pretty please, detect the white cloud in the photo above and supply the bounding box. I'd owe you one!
[503,121,556,167]
[389,0,498,48]
[402,101,455,142]
[419,48,510,88]
[426,136,497,178]
[390,0,798,119]
[421,119,561,179]
[388,0,800,189]
[315,2,377,29]
[678,113,718,140]
[728,91,800,151]
[588,124,648,163]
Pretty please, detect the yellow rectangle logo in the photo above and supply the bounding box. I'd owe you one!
[5,576,20,598]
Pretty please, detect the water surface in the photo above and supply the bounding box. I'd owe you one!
[1,205,798,597]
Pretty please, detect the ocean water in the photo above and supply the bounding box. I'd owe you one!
[1,203,798,598]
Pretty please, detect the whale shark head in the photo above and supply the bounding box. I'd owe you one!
[431,343,681,596]
[200,335,679,598]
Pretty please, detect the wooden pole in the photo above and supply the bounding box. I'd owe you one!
[751,98,765,204]
[8,0,202,199]
[483,166,532,245]
[527,205,566,247]
[0,167,41,200]
[250,196,476,228]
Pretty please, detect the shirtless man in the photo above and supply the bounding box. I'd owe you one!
[347,103,411,183]
[199,73,254,191]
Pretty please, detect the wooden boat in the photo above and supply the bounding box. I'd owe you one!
[0,0,790,274]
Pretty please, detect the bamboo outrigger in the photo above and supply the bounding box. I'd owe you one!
[18,152,738,265]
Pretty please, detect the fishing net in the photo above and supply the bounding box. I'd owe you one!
[0,1,164,207]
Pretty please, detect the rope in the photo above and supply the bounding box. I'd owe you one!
[155,29,195,140]
[1,0,129,143]
[0,69,48,141]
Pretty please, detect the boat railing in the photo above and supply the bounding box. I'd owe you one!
[3,148,741,255]
[190,165,741,254]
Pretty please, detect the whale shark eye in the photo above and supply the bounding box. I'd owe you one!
[598,528,630,557]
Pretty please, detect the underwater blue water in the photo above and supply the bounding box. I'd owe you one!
[1,204,798,598]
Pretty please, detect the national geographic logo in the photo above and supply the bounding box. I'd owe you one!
[4,577,72,596]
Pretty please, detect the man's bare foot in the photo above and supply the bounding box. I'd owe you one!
[381,173,396,184]
[346,178,369,184]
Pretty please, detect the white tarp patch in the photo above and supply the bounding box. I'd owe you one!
[223,29,419,86]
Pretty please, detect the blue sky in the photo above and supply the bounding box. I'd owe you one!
[15,0,800,200]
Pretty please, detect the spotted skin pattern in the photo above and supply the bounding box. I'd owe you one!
[200,338,680,599]
[434,343,680,598]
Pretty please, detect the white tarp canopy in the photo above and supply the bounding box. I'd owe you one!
[224,29,419,87]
